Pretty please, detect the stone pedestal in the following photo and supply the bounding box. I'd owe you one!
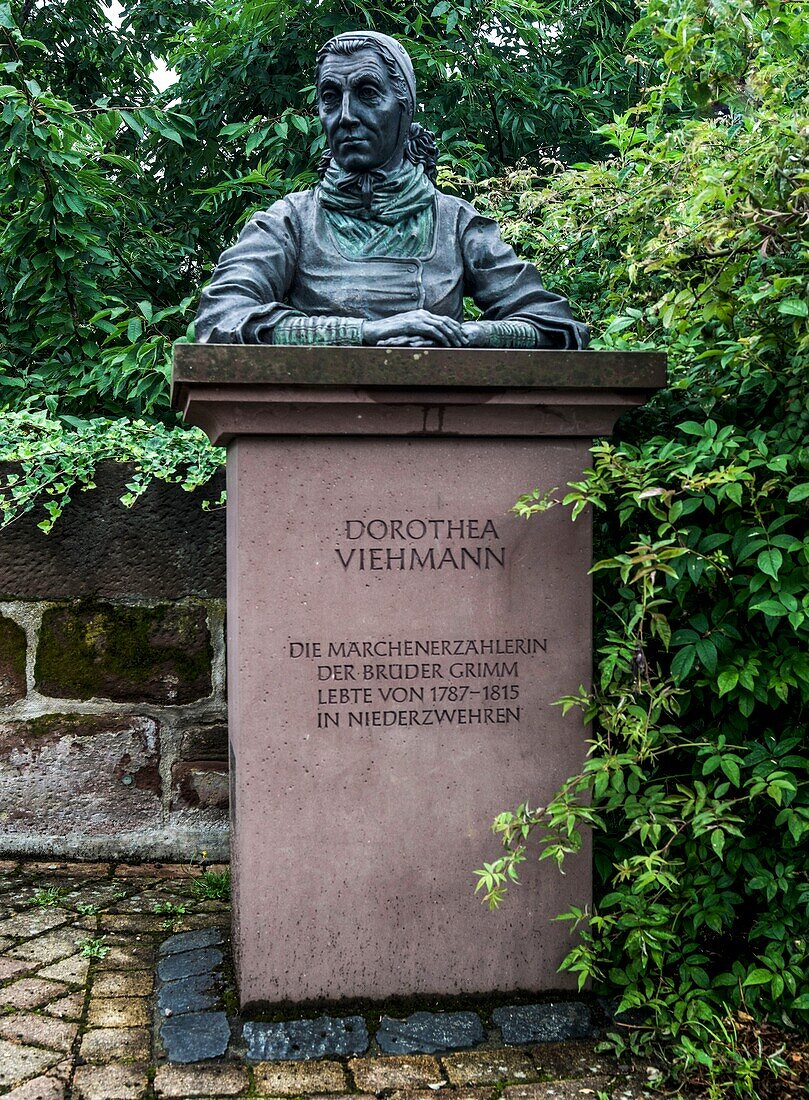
[173,346,665,1010]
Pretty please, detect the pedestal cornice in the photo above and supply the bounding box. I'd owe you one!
[172,345,667,444]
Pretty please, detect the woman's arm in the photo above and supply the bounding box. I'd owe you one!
[195,200,315,344]
[460,212,590,350]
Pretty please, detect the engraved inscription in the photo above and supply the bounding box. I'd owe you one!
[335,518,506,571]
[288,637,547,730]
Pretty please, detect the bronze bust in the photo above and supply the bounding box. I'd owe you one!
[195,31,589,350]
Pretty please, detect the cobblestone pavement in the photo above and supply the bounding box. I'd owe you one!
[0,861,666,1099]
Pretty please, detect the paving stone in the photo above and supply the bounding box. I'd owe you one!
[92,969,154,997]
[72,881,131,906]
[23,862,110,877]
[157,945,223,982]
[72,1063,149,1100]
[377,1011,485,1054]
[502,1080,613,1100]
[0,909,71,938]
[441,1050,536,1086]
[94,945,154,970]
[3,1073,67,1100]
[154,1063,249,1096]
[245,1016,369,1062]
[530,1041,620,1081]
[72,917,103,932]
[0,977,67,1010]
[38,952,90,984]
[0,1038,61,1089]
[7,928,82,966]
[610,1075,662,1100]
[0,955,35,981]
[100,913,168,933]
[114,863,189,878]
[87,996,150,1027]
[157,972,222,1015]
[43,992,84,1019]
[494,1004,595,1046]
[80,1027,151,1064]
[388,1091,495,1100]
[349,1055,445,1092]
[253,1060,349,1095]
[0,1012,78,1052]
[158,927,224,956]
[160,1010,231,1063]
[171,912,229,931]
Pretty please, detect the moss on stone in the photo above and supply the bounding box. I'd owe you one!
[35,601,212,704]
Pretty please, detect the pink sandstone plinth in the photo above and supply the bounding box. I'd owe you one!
[173,346,665,1009]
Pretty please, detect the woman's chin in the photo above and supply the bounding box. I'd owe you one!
[333,153,379,173]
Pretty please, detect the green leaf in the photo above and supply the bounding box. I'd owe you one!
[777,298,808,317]
[751,599,789,617]
[743,968,773,986]
[671,645,696,682]
[717,669,738,696]
[756,548,782,579]
[695,637,717,675]
[120,110,144,137]
[720,757,740,785]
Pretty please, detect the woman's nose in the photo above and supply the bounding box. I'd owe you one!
[339,90,358,125]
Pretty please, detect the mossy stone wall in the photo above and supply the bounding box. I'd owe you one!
[0,466,231,861]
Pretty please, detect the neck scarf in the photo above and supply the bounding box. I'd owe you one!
[318,161,435,259]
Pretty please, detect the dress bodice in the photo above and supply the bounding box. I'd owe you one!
[285,190,466,321]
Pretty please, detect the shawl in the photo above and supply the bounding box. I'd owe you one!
[318,161,435,258]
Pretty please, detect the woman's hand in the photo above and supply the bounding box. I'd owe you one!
[364,311,470,348]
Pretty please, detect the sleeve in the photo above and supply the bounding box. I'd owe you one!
[194,199,305,344]
[461,211,590,350]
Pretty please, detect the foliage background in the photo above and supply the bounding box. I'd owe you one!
[1,0,807,1089]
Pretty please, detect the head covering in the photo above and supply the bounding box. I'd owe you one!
[319,31,416,114]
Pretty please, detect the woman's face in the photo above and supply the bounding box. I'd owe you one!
[317,48,406,173]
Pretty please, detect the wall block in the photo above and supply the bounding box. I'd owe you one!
[0,714,161,843]
[35,602,213,704]
[0,615,26,705]
[171,761,229,814]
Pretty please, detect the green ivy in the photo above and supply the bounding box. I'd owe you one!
[0,412,223,531]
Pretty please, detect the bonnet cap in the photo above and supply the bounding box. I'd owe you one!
[319,31,416,114]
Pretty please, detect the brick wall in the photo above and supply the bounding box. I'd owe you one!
[0,462,230,860]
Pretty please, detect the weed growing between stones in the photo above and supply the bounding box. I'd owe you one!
[78,936,110,959]
[189,870,231,902]
[29,886,67,907]
[153,900,188,930]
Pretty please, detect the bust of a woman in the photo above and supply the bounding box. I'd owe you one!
[195,31,589,350]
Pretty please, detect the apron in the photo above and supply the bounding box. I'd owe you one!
[285,191,467,321]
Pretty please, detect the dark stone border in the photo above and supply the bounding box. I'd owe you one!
[156,926,231,1063]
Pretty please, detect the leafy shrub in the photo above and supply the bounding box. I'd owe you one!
[475,0,809,1083]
